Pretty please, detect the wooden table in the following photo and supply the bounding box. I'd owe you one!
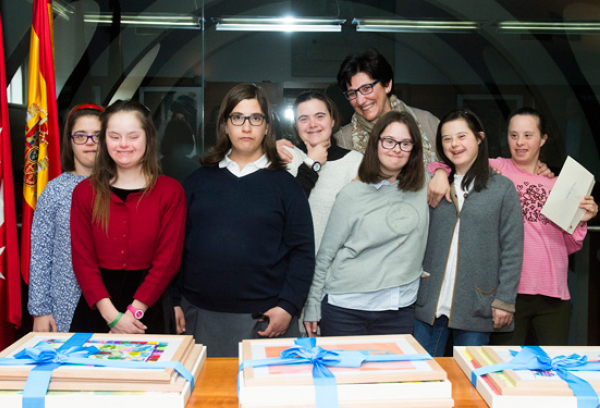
[187,357,488,408]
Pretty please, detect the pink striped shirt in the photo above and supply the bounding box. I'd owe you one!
[428,158,587,300]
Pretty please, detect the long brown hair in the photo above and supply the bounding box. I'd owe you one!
[201,83,285,170]
[61,104,104,172]
[358,110,424,191]
[90,100,161,232]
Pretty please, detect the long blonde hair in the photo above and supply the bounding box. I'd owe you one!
[90,100,160,232]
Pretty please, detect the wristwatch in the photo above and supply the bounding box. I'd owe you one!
[304,158,321,172]
[127,305,145,320]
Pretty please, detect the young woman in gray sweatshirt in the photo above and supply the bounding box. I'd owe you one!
[303,110,429,336]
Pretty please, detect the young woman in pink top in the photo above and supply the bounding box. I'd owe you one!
[429,107,598,345]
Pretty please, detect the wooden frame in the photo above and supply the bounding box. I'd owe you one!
[463,345,600,396]
[0,333,195,384]
[0,345,206,408]
[454,345,600,407]
[0,343,205,392]
[241,334,447,386]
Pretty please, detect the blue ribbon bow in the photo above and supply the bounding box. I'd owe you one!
[239,337,432,408]
[0,333,195,408]
[471,346,600,408]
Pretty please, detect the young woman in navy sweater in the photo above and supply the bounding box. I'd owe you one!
[172,83,315,357]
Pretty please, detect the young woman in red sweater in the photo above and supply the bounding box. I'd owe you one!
[70,100,187,334]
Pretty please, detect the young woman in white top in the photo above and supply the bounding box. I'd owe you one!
[283,91,363,250]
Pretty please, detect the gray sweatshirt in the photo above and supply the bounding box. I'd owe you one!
[304,180,429,322]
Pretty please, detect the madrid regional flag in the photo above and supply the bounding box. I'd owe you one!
[0,11,22,350]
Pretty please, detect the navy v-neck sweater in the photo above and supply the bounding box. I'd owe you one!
[173,166,315,316]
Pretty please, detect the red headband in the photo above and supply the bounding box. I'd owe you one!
[72,103,105,113]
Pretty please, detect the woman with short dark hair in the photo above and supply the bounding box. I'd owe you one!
[335,48,439,164]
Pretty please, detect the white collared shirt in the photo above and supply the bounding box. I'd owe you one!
[370,178,394,189]
[218,149,269,178]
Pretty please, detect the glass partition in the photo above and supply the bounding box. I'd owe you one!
[2,0,599,343]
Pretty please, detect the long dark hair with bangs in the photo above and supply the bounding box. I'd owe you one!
[436,109,489,192]
[201,83,285,171]
[91,99,161,232]
[358,110,424,191]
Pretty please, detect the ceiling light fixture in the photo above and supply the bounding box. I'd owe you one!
[83,13,200,29]
[214,16,345,32]
[353,18,479,33]
[498,21,600,34]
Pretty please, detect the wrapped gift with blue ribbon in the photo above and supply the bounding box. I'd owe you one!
[0,333,194,408]
[471,346,600,408]
[238,337,434,408]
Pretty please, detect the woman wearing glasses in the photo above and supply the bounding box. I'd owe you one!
[69,100,187,334]
[303,110,428,336]
[28,104,104,332]
[335,48,439,164]
[277,49,438,169]
[172,83,314,356]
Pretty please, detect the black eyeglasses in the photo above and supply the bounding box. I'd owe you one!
[71,133,100,145]
[343,80,380,101]
[228,114,266,126]
[379,137,414,152]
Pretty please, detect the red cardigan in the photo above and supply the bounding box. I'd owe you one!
[70,176,187,309]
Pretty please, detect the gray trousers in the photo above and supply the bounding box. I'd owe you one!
[181,297,301,357]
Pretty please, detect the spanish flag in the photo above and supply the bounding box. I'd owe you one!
[22,0,61,284]
[0,12,22,350]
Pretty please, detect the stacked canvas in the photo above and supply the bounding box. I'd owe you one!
[238,334,454,408]
[454,345,600,408]
[0,332,206,408]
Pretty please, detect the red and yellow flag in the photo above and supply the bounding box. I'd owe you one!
[22,0,61,284]
[0,12,22,350]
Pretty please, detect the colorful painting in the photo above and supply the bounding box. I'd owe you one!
[485,346,600,384]
[0,333,193,383]
[242,334,447,386]
[35,338,168,362]
[264,341,418,375]
[454,345,600,407]
[457,345,600,397]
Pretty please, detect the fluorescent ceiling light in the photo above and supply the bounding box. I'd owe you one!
[215,16,345,32]
[84,13,200,29]
[353,18,479,33]
[498,21,600,34]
